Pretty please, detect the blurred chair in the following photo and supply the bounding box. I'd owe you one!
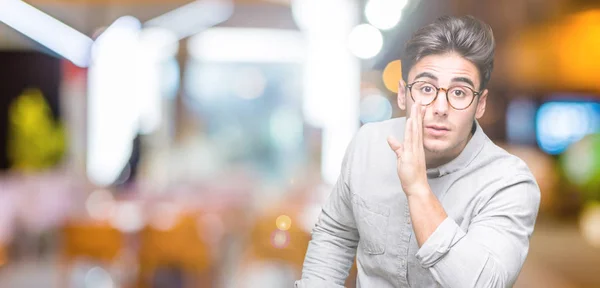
[137,212,215,288]
[238,198,358,287]
[0,243,6,268]
[60,221,125,287]
[61,220,124,262]
[235,209,310,287]
[247,213,310,268]
[243,216,358,287]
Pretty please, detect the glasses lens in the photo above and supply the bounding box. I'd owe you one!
[410,81,437,105]
[447,86,475,109]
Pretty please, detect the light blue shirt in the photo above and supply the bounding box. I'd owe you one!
[296,118,541,288]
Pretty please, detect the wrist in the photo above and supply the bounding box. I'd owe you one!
[404,181,431,198]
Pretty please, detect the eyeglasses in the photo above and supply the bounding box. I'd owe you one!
[406,81,481,110]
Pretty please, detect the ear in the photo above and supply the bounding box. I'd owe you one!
[397,80,407,111]
[475,89,488,119]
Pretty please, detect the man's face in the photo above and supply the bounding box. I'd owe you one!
[397,52,488,164]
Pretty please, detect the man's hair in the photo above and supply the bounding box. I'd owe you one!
[402,15,495,90]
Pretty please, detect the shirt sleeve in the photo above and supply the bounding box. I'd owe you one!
[415,174,541,288]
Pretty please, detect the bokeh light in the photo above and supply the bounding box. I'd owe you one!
[561,133,600,198]
[271,230,290,249]
[149,202,180,231]
[360,92,393,124]
[365,0,407,30]
[276,215,292,231]
[536,101,600,155]
[86,189,116,221]
[291,0,325,32]
[84,266,114,288]
[348,24,383,59]
[109,202,144,233]
[580,202,600,248]
[382,60,402,93]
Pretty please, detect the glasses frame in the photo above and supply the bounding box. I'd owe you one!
[406,80,482,110]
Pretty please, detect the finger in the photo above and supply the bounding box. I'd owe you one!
[404,118,412,152]
[417,104,425,148]
[411,102,419,152]
[411,98,419,120]
[387,136,403,158]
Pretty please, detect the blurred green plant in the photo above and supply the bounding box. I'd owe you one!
[560,133,600,202]
[7,88,66,171]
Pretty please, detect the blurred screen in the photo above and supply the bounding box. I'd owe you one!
[536,98,600,155]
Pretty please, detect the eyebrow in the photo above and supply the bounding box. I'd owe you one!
[451,77,476,89]
[413,72,438,81]
[413,73,478,89]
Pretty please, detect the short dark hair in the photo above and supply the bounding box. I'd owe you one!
[402,15,495,90]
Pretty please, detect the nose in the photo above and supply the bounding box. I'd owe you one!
[432,89,449,116]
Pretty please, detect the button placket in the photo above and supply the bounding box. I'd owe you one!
[397,201,411,286]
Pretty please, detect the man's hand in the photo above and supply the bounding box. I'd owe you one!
[387,100,447,247]
[387,100,428,196]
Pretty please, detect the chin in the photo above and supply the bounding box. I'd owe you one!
[423,139,451,154]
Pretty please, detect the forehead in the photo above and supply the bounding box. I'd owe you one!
[408,52,480,87]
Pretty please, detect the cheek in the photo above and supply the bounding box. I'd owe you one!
[453,112,476,136]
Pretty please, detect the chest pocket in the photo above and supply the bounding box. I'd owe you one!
[352,194,390,255]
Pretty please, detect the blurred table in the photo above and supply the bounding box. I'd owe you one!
[515,217,600,288]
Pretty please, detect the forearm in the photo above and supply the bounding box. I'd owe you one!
[411,177,540,288]
[415,219,511,288]
[407,184,448,247]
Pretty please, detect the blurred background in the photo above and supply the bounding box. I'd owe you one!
[0,0,599,287]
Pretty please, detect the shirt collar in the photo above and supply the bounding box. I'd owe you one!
[426,120,487,178]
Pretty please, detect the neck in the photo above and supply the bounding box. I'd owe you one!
[425,152,456,170]
[425,123,475,169]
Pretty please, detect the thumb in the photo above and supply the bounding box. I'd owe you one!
[387,136,403,158]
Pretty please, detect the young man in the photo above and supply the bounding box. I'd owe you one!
[296,15,541,288]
